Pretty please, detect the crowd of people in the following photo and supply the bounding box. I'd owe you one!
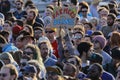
[0,0,120,80]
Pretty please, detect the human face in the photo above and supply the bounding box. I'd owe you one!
[81,8,88,17]
[47,71,59,80]
[99,10,108,18]
[107,16,114,26]
[63,64,75,77]
[15,36,23,49]
[0,68,14,80]
[16,2,22,10]
[93,40,101,50]
[67,58,77,66]
[27,12,35,20]
[45,28,55,42]
[84,24,91,32]
[73,33,83,45]
[34,30,43,40]
[39,43,49,60]
[23,48,34,60]
[3,23,11,32]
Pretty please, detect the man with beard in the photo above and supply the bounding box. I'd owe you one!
[87,63,103,80]
[13,0,27,19]
[101,13,116,38]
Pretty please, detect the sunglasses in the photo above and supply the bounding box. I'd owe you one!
[82,11,87,12]
[45,31,54,33]
[23,52,33,55]
[0,73,7,77]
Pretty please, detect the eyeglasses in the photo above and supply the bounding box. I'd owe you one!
[74,35,82,39]
[23,52,33,55]
[0,73,7,77]
[45,31,54,33]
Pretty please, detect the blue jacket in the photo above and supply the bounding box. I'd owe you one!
[44,57,57,67]
[2,43,19,52]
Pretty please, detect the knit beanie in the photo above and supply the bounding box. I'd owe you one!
[93,35,107,49]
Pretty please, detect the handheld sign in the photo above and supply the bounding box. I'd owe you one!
[52,7,77,28]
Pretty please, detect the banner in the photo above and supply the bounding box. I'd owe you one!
[52,7,77,28]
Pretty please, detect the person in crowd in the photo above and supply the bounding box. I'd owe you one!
[87,63,103,80]
[92,35,112,65]
[22,43,46,79]
[37,39,57,67]
[34,27,45,43]
[101,13,116,38]
[26,9,44,28]
[90,0,102,18]
[103,47,120,77]
[0,35,18,53]
[88,53,115,80]
[66,55,86,79]
[46,66,63,80]
[0,64,18,80]
[13,0,27,19]
[77,41,93,73]
[63,63,77,78]
[110,31,120,50]
[45,27,59,58]
[22,64,38,80]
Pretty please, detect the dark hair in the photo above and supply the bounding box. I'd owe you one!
[84,22,93,29]
[0,35,7,44]
[77,41,93,57]
[108,13,116,20]
[70,0,78,6]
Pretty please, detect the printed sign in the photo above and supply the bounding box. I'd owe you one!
[52,7,77,28]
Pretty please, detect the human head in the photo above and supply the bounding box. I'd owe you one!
[77,41,93,58]
[93,35,107,50]
[107,13,116,26]
[87,63,103,80]
[63,63,77,77]
[0,64,18,80]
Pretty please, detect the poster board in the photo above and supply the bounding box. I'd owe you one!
[52,7,77,28]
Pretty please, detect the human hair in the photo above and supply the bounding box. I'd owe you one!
[37,40,53,54]
[65,63,77,75]
[70,0,78,6]
[0,52,16,64]
[77,41,93,57]
[15,19,24,27]
[108,13,116,21]
[91,31,103,36]
[110,31,120,47]
[27,9,37,19]
[91,63,103,74]
[68,55,82,70]
[4,20,12,27]
[0,35,7,44]
[24,0,34,8]
[1,64,18,80]
[23,44,46,77]
[28,60,44,79]
[84,22,93,29]
[12,50,23,65]
[80,1,89,12]
[24,24,34,36]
